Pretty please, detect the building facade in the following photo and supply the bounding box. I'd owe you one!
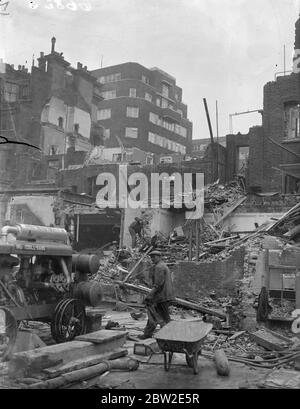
[91,62,193,156]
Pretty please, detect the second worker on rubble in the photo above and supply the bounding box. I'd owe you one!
[138,250,175,339]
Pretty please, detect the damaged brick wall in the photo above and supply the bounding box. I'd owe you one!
[172,247,245,299]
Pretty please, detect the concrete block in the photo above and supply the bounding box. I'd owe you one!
[249,328,293,351]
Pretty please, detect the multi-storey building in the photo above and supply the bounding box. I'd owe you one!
[91,63,193,155]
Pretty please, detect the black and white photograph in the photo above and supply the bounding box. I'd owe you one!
[1,0,300,393]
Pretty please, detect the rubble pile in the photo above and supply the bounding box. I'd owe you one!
[204,179,245,207]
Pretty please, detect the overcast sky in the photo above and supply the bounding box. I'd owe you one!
[1,0,300,139]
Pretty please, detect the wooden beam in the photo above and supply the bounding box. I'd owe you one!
[115,281,226,319]
[213,196,247,227]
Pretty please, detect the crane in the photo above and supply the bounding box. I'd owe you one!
[229,109,263,134]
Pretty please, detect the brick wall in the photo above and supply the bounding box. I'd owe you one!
[262,74,300,192]
[172,247,245,299]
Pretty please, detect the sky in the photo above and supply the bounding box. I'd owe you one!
[1,0,300,139]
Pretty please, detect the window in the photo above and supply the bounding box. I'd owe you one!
[87,176,97,197]
[101,90,116,99]
[148,132,186,154]
[98,109,111,120]
[160,156,173,164]
[126,107,139,118]
[58,117,64,128]
[105,129,110,139]
[237,146,249,173]
[142,75,149,84]
[49,145,59,155]
[177,109,183,117]
[145,92,152,102]
[175,124,187,138]
[162,98,168,108]
[4,82,18,102]
[162,84,169,98]
[112,153,123,162]
[156,98,161,107]
[125,127,138,138]
[146,156,153,164]
[149,112,161,126]
[74,123,79,133]
[48,160,60,169]
[21,85,29,99]
[129,88,137,97]
[284,102,300,139]
[175,93,179,101]
[98,73,121,84]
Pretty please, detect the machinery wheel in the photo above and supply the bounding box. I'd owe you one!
[50,299,69,343]
[51,299,86,343]
[0,307,17,362]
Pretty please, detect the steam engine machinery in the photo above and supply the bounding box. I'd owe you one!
[0,224,102,360]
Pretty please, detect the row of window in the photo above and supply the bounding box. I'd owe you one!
[149,112,187,137]
[148,132,186,154]
[97,108,187,138]
[100,88,183,116]
[98,73,121,84]
[3,82,30,102]
[97,72,151,86]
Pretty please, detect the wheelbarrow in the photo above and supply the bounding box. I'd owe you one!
[154,320,213,374]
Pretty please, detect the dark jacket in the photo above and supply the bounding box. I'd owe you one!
[148,260,175,304]
[129,220,142,236]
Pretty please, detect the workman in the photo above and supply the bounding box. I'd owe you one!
[138,250,175,339]
[128,217,143,248]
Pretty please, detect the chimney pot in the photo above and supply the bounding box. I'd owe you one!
[18,65,21,70]
[51,37,56,54]
[40,52,44,58]
[77,62,83,69]
[84,66,87,71]
[11,64,14,69]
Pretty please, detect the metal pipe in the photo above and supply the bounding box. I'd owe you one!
[1,226,19,241]
[60,258,72,286]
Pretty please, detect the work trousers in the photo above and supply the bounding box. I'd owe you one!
[143,301,171,338]
[129,228,137,248]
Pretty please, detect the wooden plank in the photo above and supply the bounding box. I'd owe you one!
[123,246,153,283]
[9,336,127,377]
[27,358,139,389]
[213,196,247,227]
[43,348,128,378]
[75,329,128,344]
[115,280,226,319]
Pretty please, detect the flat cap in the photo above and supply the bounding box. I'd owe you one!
[149,250,162,257]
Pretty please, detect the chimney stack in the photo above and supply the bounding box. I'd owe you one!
[84,66,87,71]
[77,62,83,70]
[51,37,56,54]
[18,65,21,70]
[293,17,300,73]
